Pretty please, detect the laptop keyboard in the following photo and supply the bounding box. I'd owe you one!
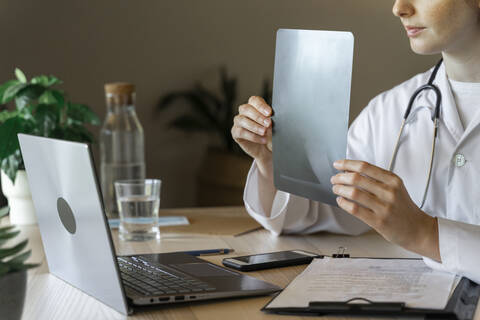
[117,256,216,296]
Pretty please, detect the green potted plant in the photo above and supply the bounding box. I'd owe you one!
[0,206,39,320]
[0,104,7,209]
[0,68,100,224]
[157,67,272,206]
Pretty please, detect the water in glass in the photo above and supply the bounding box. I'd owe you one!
[117,195,159,241]
[115,179,161,241]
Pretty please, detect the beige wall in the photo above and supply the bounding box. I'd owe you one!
[0,0,439,208]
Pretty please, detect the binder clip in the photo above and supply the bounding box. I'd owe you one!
[332,246,350,258]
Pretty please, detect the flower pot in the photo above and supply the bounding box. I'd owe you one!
[197,148,252,206]
[0,170,37,225]
[0,270,27,320]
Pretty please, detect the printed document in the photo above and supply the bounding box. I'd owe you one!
[266,258,456,310]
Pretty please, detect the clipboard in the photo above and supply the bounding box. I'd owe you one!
[262,277,480,320]
[261,251,480,320]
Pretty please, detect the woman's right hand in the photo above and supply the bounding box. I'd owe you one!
[231,96,273,176]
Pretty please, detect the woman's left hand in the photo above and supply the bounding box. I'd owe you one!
[331,159,441,261]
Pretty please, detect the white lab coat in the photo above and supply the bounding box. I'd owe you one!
[243,63,480,283]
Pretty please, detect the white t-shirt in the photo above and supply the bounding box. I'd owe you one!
[449,79,480,130]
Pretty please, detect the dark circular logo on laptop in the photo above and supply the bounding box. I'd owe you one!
[57,197,77,234]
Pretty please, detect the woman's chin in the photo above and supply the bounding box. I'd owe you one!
[409,40,442,55]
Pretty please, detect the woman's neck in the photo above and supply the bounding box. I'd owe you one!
[443,25,480,82]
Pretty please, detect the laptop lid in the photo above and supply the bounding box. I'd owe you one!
[18,134,129,315]
[271,29,354,206]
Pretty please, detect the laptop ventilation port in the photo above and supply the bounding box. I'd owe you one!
[175,296,185,301]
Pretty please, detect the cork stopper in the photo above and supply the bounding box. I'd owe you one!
[104,82,135,95]
[104,82,136,106]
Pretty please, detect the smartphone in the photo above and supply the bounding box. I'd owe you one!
[222,250,322,271]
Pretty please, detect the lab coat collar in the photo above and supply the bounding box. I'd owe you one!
[457,93,480,147]
[431,62,464,142]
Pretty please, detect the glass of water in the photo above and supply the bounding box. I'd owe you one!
[114,179,161,241]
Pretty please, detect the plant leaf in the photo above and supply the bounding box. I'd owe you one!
[15,68,27,84]
[18,107,35,124]
[34,104,59,137]
[194,83,222,112]
[0,117,32,159]
[31,75,62,87]
[46,75,62,86]
[5,262,39,273]
[0,117,22,158]
[5,249,31,264]
[157,92,178,111]
[156,67,241,151]
[69,125,94,143]
[0,80,19,103]
[13,84,46,111]
[14,96,30,111]
[1,150,23,183]
[0,230,21,245]
[55,124,94,143]
[51,90,65,107]
[0,226,15,234]
[0,110,18,124]
[66,103,100,126]
[0,239,27,260]
[16,84,46,101]
[38,90,57,105]
[2,83,28,104]
[30,75,48,86]
[0,206,9,219]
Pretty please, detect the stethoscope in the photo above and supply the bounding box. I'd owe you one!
[388,59,443,209]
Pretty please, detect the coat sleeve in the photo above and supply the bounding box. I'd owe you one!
[423,218,480,284]
[243,104,377,236]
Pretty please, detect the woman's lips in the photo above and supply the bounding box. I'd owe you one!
[405,26,426,37]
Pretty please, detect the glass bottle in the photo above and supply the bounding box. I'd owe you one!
[100,83,146,219]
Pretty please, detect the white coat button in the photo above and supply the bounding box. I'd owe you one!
[454,154,466,167]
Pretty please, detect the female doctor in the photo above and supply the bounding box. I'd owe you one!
[231,0,480,283]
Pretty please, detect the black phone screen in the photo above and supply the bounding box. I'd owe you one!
[234,251,308,264]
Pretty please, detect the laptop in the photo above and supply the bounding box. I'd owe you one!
[272,29,354,206]
[18,134,280,315]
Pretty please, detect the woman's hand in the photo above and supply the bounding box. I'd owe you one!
[330,160,441,261]
[231,96,273,178]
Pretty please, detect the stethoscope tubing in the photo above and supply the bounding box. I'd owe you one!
[388,59,443,209]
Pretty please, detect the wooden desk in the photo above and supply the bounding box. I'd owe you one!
[10,206,479,319]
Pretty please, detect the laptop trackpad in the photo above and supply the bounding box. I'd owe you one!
[173,263,238,277]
